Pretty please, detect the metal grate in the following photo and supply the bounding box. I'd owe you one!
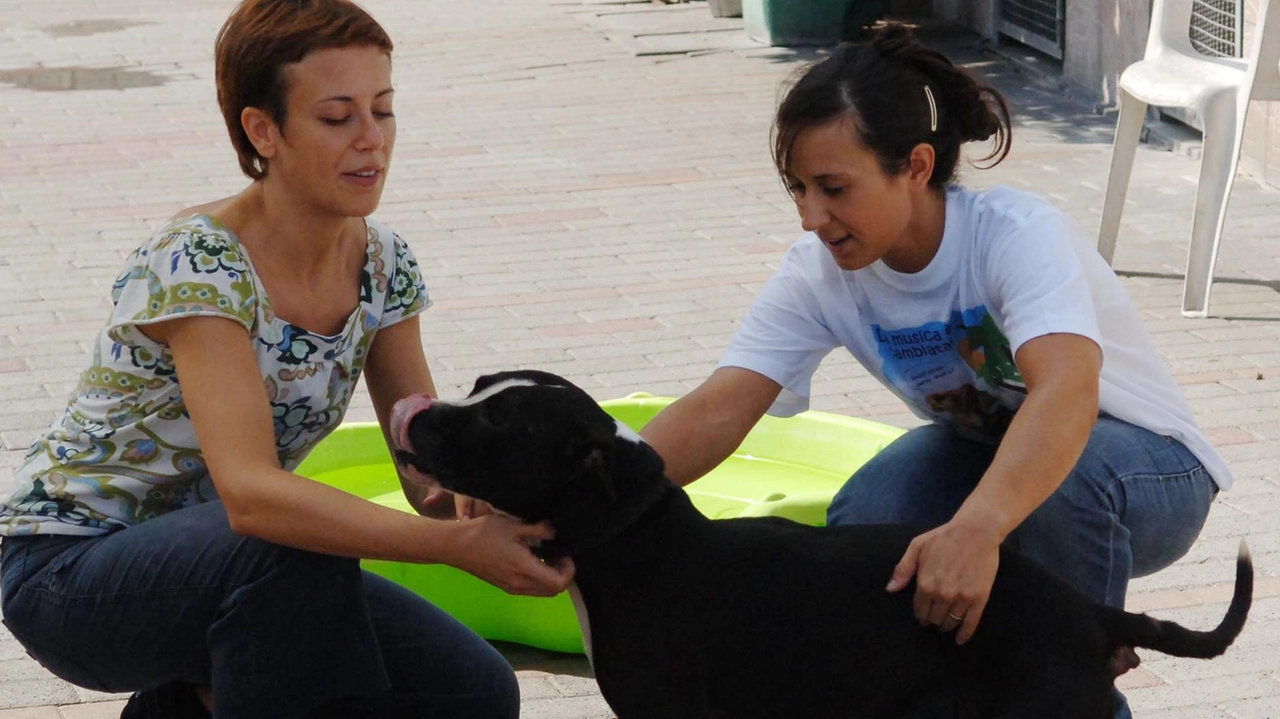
[1190,0,1243,57]
[998,0,1065,59]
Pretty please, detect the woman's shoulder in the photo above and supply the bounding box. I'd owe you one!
[364,216,424,280]
[360,216,430,320]
[950,185,1094,286]
[947,185,1082,261]
[952,185,1065,228]
[143,209,242,253]
[111,211,253,303]
[363,216,411,258]
[363,214,396,237]
[138,215,249,284]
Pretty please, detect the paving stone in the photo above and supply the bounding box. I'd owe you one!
[0,708,61,719]
[55,702,128,719]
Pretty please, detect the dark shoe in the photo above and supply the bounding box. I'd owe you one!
[119,682,211,719]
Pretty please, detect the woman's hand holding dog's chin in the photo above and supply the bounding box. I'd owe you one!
[445,515,576,597]
[886,518,1002,646]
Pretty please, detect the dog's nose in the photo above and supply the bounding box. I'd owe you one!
[390,393,434,453]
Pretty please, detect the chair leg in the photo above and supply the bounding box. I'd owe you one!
[1098,89,1147,265]
[1182,95,1246,318]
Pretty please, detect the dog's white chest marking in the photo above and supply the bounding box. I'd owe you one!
[568,582,594,668]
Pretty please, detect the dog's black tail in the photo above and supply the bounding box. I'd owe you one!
[1096,540,1252,659]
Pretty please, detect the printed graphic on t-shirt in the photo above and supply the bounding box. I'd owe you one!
[872,306,1025,438]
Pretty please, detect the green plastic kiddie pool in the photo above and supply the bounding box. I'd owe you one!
[295,393,905,654]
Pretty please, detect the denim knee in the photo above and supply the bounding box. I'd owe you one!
[827,424,992,528]
[486,668,521,719]
[205,540,392,719]
[445,630,521,719]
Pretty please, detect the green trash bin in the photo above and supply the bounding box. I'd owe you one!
[743,0,890,46]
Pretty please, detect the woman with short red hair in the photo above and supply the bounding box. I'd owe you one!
[0,2,571,717]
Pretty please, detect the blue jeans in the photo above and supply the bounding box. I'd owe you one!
[0,500,519,719]
[827,416,1218,719]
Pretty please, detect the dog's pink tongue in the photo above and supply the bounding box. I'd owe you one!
[391,393,434,453]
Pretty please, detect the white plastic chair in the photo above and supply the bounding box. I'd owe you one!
[1098,0,1280,318]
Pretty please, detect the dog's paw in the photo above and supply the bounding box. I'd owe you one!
[1108,646,1141,678]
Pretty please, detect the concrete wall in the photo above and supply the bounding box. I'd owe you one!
[930,0,997,39]
[930,0,1280,189]
[932,0,1149,105]
[1063,0,1149,107]
[1238,0,1280,186]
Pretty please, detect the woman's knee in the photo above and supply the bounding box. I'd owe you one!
[826,476,923,526]
[827,424,991,527]
[476,666,521,719]
[357,572,518,716]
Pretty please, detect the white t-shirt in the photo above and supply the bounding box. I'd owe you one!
[720,185,1231,490]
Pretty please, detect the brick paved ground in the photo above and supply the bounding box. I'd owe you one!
[1,1,1277,717]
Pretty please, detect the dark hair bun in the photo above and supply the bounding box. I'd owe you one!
[869,22,915,53]
[867,24,1009,151]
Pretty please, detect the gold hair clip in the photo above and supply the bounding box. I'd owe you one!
[924,85,937,133]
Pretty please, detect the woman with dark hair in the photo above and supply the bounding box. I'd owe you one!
[640,25,1227,718]
[0,1,571,717]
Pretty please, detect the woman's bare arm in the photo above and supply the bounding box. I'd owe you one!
[640,367,783,486]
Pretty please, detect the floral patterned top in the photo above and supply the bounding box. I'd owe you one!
[0,214,429,536]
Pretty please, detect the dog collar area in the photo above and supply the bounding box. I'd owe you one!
[535,479,679,560]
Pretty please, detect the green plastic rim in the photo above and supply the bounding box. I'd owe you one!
[296,395,904,654]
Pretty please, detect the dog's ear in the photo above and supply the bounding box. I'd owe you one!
[570,435,616,503]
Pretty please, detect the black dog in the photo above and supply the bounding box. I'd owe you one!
[390,370,1252,719]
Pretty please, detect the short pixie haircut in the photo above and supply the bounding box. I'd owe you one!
[214,0,393,179]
